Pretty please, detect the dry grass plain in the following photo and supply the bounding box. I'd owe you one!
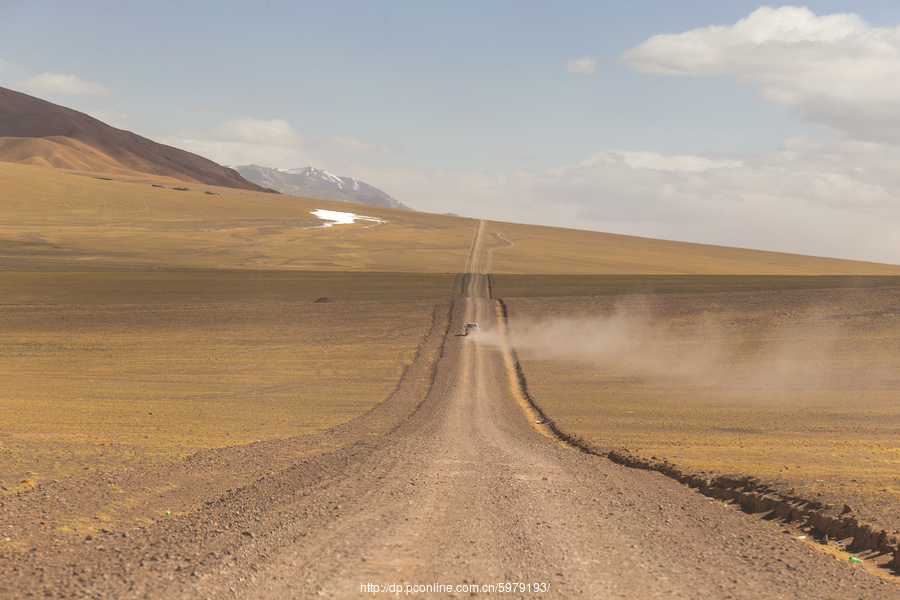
[481,220,900,275]
[499,280,900,534]
[0,269,454,492]
[5,162,898,276]
[0,162,475,272]
[0,161,469,496]
[6,157,900,545]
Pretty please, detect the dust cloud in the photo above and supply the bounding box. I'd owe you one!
[477,299,895,399]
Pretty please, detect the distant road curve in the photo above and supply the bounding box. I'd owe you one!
[483,231,515,274]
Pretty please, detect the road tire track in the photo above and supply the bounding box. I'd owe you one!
[464,219,485,275]
[484,231,515,274]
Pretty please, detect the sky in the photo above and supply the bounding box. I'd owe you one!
[2,1,900,264]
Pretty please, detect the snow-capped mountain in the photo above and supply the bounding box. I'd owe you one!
[234,164,411,210]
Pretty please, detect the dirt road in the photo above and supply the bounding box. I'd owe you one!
[3,223,899,598]
[216,289,895,598]
[465,220,486,275]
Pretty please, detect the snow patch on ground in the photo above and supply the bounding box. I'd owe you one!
[311,209,385,228]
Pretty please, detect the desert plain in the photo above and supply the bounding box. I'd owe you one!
[3,161,900,596]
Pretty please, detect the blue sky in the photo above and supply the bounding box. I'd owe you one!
[3,1,900,263]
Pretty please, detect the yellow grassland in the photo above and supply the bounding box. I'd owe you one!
[0,271,454,491]
[0,268,456,305]
[0,162,474,272]
[4,161,899,275]
[480,221,900,275]
[6,155,900,530]
[491,273,900,297]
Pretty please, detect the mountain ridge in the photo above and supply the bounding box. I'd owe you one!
[0,86,273,192]
[235,164,411,210]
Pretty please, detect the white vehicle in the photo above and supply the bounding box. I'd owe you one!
[464,323,480,336]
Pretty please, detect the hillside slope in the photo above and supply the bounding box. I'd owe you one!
[2,161,899,275]
[0,87,271,192]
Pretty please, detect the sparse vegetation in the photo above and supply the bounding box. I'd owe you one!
[491,274,900,297]
[0,270,453,490]
[0,162,475,272]
[482,221,900,275]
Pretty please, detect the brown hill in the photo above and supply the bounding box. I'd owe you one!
[0,136,165,176]
[0,86,272,192]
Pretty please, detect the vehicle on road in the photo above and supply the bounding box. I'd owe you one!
[464,323,480,336]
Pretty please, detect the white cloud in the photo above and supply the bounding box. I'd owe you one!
[17,72,111,96]
[86,108,134,130]
[162,136,319,171]
[168,118,405,167]
[622,6,900,144]
[168,118,310,166]
[207,118,305,147]
[555,150,743,173]
[566,55,598,75]
[317,135,403,155]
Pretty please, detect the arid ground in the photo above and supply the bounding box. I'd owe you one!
[0,269,455,490]
[3,164,900,597]
[495,280,900,546]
